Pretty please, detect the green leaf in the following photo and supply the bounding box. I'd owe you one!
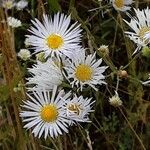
[48,0,61,13]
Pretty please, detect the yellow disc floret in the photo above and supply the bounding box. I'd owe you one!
[138,27,150,42]
[75,64,93,82]
[114,0,124,8]
[67,103,82,115]
[47,34,64,50]
[40,104,58,122]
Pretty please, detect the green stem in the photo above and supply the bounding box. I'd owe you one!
[119,107,146,150]
[122,52,141,70]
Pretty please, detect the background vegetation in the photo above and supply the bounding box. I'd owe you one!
[0,0,150,149]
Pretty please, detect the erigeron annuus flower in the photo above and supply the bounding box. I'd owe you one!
[16,0,28,10]
[109,91,122,107]
[110,0,133,12]
[124,7,150,53]
[27,59,63,91]
[18,49,31,61]
[20,87,71,139]
[63,95,95,125]
[64,48,108,91]
[26,12,82,58]
[7,17,21,28]
[2,0,15,9]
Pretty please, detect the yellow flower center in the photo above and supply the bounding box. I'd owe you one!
[114,0,124,8]
[75,64,93,82]
[67,103,82,115]
[47,34,64,50]
[40,104,58,123]
[138,27,150,42]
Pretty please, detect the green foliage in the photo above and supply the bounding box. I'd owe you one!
[101,112,119,133]
[118,129,133,150]
[48,0,61,13]
[0,85,9,102]
[0,0,150,149]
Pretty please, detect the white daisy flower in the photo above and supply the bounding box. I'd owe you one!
[124,7,150,53]
[109,91,122,107]
[27,59,63,91]
[7,17,21,28]
[16,0,28,10]
[64,48,108,91]
[63,95,95,125]
[26,12,82,58]
[110,0,133,12]
[2,0,15,9]
[20,87,71,139]
[18,49,31,61]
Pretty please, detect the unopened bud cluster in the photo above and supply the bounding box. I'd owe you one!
[109,91,122,107]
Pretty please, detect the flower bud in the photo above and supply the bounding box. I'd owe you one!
[18,49,31,61]
[109,91,122,107]
[117,70,128,78]
[98,45,109,56]
[142,46,150,58]
[36,52,46,62]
